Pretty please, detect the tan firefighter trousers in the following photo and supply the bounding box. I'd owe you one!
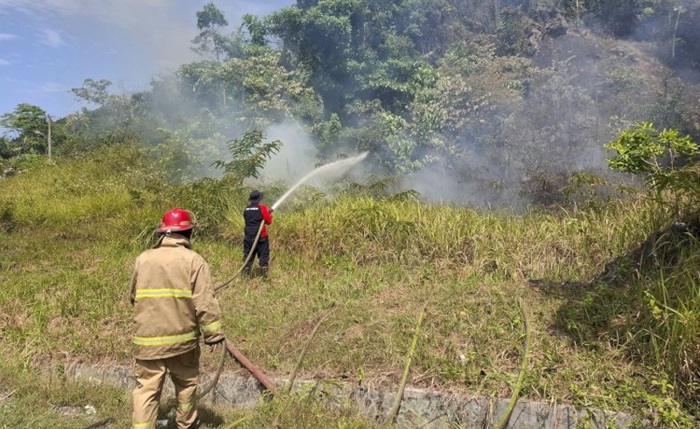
[132,347,200,429]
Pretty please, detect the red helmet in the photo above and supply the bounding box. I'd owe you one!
[157,208,194,233]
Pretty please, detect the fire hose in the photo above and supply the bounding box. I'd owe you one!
[87,156,372,428]
[197,220,276,402]
[196,337,277,400]
[215,217,266,292]
[80,221,272,429]
[205,155,368,398]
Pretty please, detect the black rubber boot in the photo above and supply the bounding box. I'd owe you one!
[242,265,251,277]
[260,266,269,278]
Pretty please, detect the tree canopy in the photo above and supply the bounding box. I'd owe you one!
[1,104,54,157]
[2,0,700,205]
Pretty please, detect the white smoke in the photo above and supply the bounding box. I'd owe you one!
[260,122,318,184]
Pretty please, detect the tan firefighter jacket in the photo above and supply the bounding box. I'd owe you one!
[130,233,225,360]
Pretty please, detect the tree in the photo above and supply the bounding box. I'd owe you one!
[69,78,161,148]
[496,7,536,56]
[178,48,322,127]
[197,2,227,29]
[560,0,641,37]
[0,103,51,156]
[219,50,323,125]
[192,2,237,61]
[606,121,700,208]
[70,78,113,106]
[0,136,12,159]
[213,129,282,184]
[242,14,268,47]
[267,0,448,118]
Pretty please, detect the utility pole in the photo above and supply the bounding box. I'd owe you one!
[46,113,52,160]
[671,6,683,64]
[575,0,581,29]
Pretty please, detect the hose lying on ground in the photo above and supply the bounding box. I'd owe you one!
[198,216,273,401]
[198,220,267,400]
[196,342,229,400]
[225,339,278,395]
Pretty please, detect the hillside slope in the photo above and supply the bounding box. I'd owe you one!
[1,146,698,428]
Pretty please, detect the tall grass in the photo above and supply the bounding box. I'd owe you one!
[268,195,662,282]
[1,144,699,426]
[627,229,700,402]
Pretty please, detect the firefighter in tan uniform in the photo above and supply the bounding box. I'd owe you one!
[130,208,225,429]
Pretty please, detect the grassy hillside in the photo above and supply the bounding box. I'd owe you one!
[1,145,699,428]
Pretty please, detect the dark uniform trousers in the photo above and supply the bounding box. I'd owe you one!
[243,237,269,268]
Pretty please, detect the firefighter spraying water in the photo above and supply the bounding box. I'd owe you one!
[241,189,273,278]
[216,152,369,289]
[199,153,369,408]
[118,154,369,428]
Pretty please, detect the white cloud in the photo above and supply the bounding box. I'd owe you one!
[0,0,177,29]
[0,59,10,65]
[5,3,182,73]
[0,33,17,41]
[0,1,293,70]
[38,28,66,47]
[0,0,197,70]
[0,2,166,33]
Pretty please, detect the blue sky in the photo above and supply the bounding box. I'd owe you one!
[0,0,293,119]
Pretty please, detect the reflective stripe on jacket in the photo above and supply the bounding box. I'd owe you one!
[130,234,225,360]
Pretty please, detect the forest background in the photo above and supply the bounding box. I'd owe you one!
[2,1,700,428]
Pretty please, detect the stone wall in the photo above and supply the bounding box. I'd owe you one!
[64,362,647,428]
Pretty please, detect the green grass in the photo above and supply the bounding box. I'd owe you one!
[1,145,699,427]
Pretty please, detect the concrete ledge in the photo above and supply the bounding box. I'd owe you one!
[64,362,648,428]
